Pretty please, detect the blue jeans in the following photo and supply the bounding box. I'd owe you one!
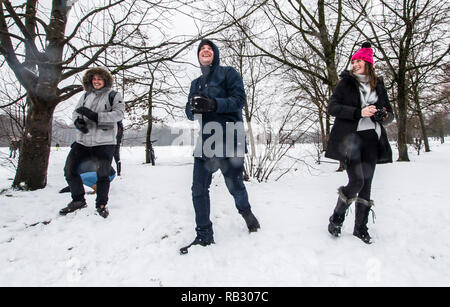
[192,157,251,239]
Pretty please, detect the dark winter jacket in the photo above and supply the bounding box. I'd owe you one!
[325,70,394,164]
[185,39,247,159]
[73,67,125,147]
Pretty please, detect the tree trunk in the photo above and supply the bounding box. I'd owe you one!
[416,105,430,152]
[396,74,410,161]
[145,85,154,164]
[396,107,410,161]
[13,99,55,190]
[325,112,331,149]
[244,101,256,178]
[439,114,445,144]
[318,106,326,152]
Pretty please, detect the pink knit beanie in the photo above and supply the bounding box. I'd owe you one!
[351,42,374,65]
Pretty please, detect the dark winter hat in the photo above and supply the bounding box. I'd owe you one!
[197,39,214,56]
[82,67,114,92]
[351,42,374,65]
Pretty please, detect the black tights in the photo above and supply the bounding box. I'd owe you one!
[342,130,378,202]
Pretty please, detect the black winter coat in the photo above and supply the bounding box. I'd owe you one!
[325,70,394,164]
[186,40,247,159]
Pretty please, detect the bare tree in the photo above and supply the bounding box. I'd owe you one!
[284,52,331,152]
[192,4,314,181]
[251,93,315,182]
[216,20,280,180]
[107,26,189,164]
[0,70,27,142]
[123,59,186,163]
[427,66,450,143]
[0,0,263,190]
[215,0,367,172]
[406,56,437,153]
[0,0,174,189]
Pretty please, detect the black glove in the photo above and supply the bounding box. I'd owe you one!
[74,117,89,134]
[370,109,388,123]
[190,94,217,113]
[76,107,98,122]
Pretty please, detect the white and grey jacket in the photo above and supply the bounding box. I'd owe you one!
[73,87,125,147]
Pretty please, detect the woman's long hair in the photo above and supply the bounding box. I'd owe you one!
[351,61,378,91]
[366,62,378,91]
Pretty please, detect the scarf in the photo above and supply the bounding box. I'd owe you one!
[355,74,381,139]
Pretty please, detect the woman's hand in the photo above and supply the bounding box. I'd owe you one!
[361,105,377,117]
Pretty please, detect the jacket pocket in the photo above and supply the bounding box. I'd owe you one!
[96,127,115,144]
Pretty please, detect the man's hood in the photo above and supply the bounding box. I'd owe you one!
[197,39,220,69]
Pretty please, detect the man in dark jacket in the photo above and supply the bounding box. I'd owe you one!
[180,39,260,254]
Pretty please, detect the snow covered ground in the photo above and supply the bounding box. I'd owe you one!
[0,140,449,287]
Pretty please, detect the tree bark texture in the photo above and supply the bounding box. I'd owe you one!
[13,100,55,189]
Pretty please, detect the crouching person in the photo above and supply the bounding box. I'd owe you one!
[60,67,124,218]
[59,159,116,195]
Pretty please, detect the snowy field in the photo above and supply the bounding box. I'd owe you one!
[0,140,449,287]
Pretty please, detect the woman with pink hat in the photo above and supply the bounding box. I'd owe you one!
[325,42,394,244]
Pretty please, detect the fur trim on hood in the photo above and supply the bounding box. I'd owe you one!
[82,67,114,92]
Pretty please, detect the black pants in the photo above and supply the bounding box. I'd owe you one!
[64,142,116,207]
[342,130,378,201]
